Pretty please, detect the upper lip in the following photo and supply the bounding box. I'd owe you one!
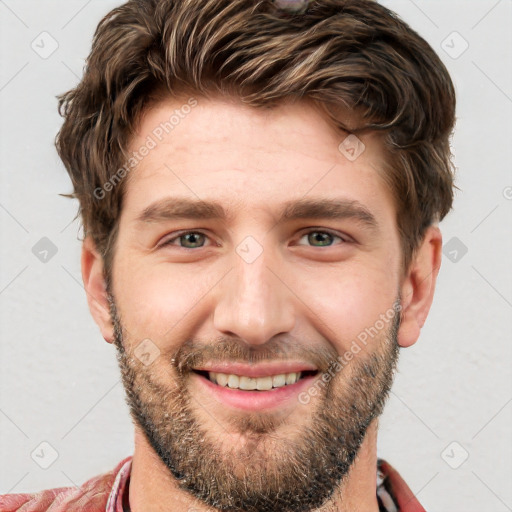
[193,361,318,378]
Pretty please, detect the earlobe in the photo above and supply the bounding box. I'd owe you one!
[81,237,114,343]
[397,226,443,348]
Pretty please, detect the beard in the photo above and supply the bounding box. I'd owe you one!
[109,294,401,512]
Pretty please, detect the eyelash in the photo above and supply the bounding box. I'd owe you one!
[158,229,351,250]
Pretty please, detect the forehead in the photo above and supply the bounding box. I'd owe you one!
[122,94,395,228]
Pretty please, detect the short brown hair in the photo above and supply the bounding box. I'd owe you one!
[56,0,456,279]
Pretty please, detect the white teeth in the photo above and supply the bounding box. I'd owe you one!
[207,371,302,390]
[216,373,228,387]
[272,374,286,388]
[256,376,273,391]
[239,376,258,390]
[227,374,239,388]
[285,372,297,385]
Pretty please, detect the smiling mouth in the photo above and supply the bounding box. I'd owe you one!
[193,370,318,391]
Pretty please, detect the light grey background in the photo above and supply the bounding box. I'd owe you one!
[0,1,511,510]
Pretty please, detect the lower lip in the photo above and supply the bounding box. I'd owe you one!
[193,372,318,411]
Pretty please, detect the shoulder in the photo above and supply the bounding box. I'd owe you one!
[0,456,132,512]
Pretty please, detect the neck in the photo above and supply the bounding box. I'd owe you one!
[128,420,381,512]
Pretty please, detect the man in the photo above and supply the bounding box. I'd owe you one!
[0,0,455,510]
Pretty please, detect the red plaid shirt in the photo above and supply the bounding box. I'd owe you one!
[0,456,425,511]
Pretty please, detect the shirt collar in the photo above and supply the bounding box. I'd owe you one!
[106,458,132,512]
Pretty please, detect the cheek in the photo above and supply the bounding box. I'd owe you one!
[113,261,218,342]
[113,245,400,350]
[299,261,398,349]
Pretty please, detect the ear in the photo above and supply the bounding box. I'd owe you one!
[397,225,442,348]
[81,237,114,343]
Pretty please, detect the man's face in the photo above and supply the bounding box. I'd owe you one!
[108,96,403,511]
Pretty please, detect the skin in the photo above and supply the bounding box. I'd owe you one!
[82,94,442,511]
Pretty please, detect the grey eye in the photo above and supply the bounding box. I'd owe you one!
[298,231,344,247]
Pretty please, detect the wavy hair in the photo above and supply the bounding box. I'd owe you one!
[56,0,456,278]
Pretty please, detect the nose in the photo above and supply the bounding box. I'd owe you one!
[213,243,296,346]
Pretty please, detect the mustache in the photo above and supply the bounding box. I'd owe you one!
[108,297,338,375]
[172,336,339,376]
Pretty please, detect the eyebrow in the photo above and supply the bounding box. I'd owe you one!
[136,196,380,234]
